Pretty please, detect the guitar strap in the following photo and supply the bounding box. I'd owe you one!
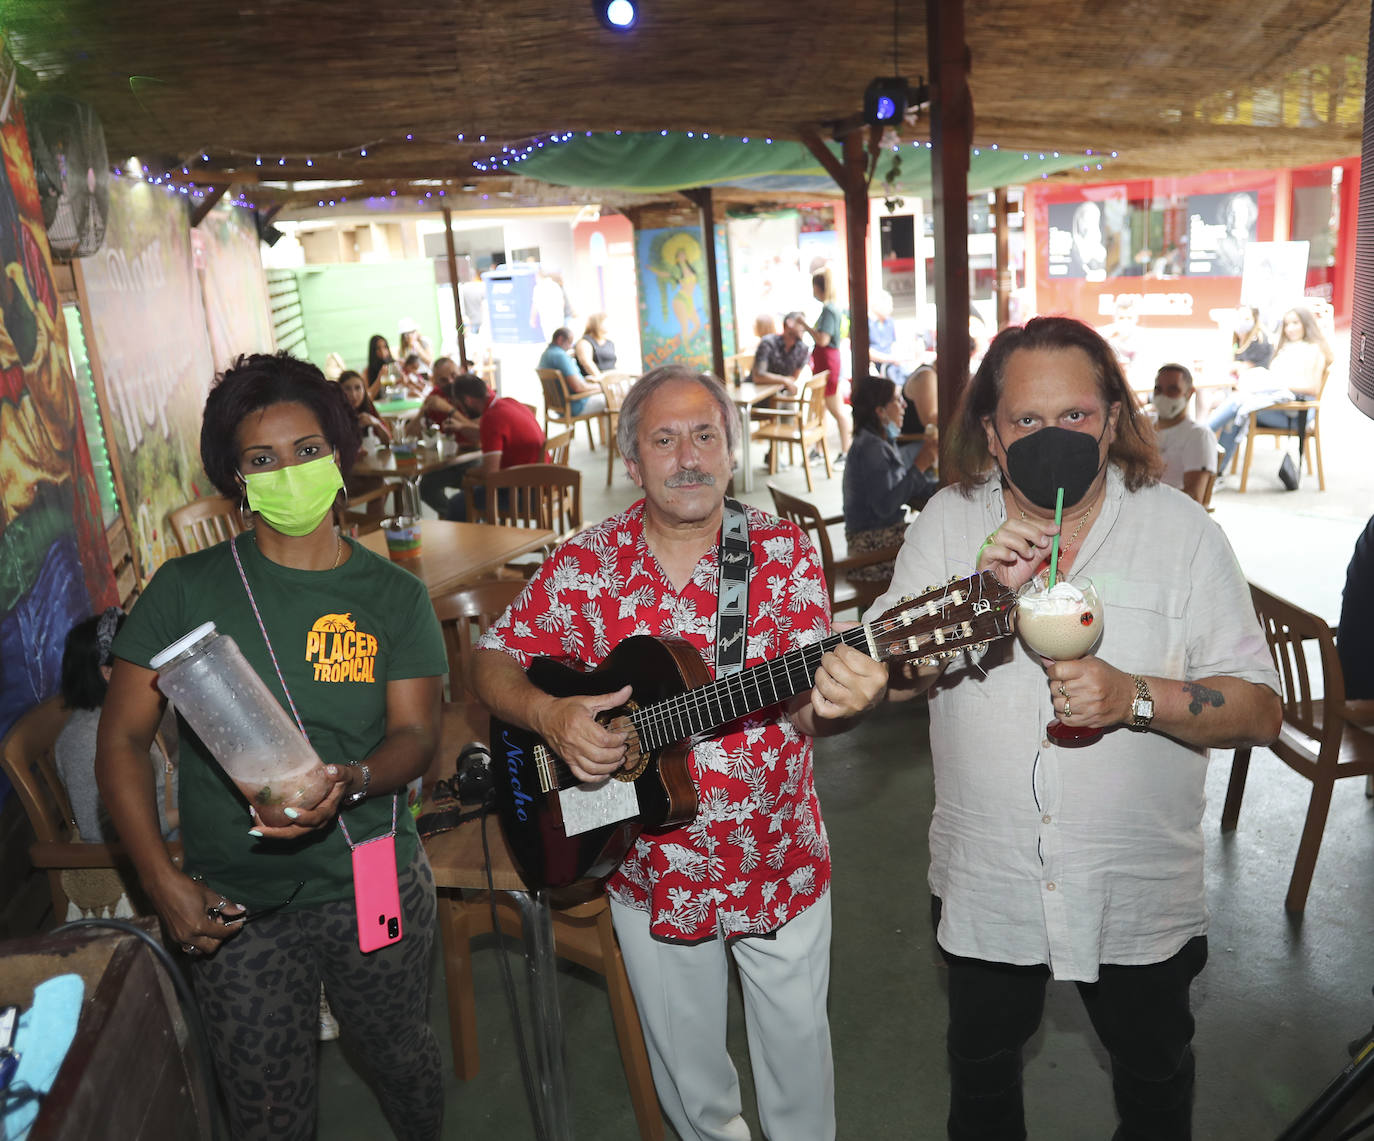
[716,497,751,678]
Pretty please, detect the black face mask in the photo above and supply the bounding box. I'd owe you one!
[1000,424,1107,511]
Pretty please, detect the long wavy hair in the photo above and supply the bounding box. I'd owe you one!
[944,316,1161,493]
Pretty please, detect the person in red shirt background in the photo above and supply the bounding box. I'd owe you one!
[419,371,547,521]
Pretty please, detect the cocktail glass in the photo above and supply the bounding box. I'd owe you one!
[1016,572,1105,746]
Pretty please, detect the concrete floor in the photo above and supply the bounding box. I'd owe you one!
[320,356,1374,1139]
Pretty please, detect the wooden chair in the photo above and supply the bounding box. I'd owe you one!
[0,697,180,922]
[417,584,661,1140]
[465,463,583,544]
[1220,583,1374,912]
[597,374,632,487]
[537,367,603,452]
[424,813,662,1140]
[167,495,242,557]
[1234,363,1329,492]
[544,427,575,466]
[1196,469,1217,513]
[768,483,903,617]
[752,374,831,493]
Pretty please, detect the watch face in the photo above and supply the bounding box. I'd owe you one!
[1135,698,1154,720]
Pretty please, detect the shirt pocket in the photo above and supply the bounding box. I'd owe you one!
[1100,578,1188,679]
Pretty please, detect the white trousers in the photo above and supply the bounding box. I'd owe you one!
[609,893,835,1141]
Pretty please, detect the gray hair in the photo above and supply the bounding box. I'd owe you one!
[617,365,740,466]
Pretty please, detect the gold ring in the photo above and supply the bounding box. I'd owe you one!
[1058,683,1068,699]
[1063,703,1072,719]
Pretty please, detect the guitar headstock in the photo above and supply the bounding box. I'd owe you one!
[865,570,1018,667]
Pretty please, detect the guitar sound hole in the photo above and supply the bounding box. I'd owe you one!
[603,712,649,782]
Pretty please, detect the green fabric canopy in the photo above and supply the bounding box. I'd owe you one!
[481,131,1110,197]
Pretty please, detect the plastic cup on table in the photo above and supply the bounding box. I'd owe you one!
[381,516,422,561]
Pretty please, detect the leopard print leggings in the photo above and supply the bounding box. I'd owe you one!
[190,847,443,1141]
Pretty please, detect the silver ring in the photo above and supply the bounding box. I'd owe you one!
[1063,703,1072,719]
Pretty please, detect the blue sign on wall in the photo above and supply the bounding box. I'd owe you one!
[484,265,539,345]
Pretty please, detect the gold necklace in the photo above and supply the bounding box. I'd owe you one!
[330,531,342,570]
[1022,503,1094,552]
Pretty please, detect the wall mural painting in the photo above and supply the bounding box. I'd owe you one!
[193,204,274,371]
[81,179,215,584]
[637,225,712,372]
[0,96,116,744]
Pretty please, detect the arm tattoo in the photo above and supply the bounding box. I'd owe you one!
[1182,681,1225,716]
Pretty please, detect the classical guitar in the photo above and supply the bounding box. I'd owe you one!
[490,570,1017,893]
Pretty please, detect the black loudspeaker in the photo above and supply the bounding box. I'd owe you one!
[1350,0,1374,418]
[253,210,283,248]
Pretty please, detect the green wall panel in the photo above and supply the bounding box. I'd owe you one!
[294,261,441,373]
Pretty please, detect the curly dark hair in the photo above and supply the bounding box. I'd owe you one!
[850,374,897,439]
[200,352,360,499]
[944,316,1161,493]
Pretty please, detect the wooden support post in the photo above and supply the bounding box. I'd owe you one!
[842,132,871,388]
[928,0,973,475]
[190,185,229,227]
[994,186,1011,329]
[680,187,726,380]
[801,128,871,388]
[442,206,470,369]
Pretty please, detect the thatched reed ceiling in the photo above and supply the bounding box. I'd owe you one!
[2,0,1368,209]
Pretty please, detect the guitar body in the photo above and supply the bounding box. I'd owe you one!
[490,634,710,893]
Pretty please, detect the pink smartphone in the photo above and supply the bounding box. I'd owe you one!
[351,833,403,953]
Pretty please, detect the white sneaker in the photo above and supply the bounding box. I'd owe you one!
[318,987,340,1041]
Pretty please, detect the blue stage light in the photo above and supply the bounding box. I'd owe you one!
[597,0,638,30]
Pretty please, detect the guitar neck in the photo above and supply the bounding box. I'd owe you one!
[631,626,871,753]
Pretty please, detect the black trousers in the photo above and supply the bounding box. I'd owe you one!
[935,898,1208,1141]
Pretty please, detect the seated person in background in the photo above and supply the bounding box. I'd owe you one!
[868,289,911,384]
[339,369,392,446]
[420,357,479,445]
[574,313,618,378]
[423,372,547,521]
[399,352,429,394]
[752,312,780,345]
[751,310,810,396]
[56,609,178,843]
[843,375,938,585]
[1209,306,1331,472]
[1231,305,1274,372]
[1150,363,1217,503]
[901,362,939,436]
[398,317,435,369]
[538,327,607,415]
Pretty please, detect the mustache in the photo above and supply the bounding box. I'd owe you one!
[664,470,716,488]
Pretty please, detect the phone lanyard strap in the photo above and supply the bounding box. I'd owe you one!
[230,532,397,850]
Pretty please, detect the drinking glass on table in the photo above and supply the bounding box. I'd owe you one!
[1016,571,1104,746]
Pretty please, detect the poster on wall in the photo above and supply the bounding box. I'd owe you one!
[194,204,274,370]
[81,179,216,583]
[1047,193,1136,281]
[1186,191,1259,276]
[637,225,711,372]
[0,94,117,745]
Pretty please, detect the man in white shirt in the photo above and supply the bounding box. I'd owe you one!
[875,316,1280,1141]
[1151,363,1218,503]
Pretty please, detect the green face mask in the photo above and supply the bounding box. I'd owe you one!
[242,454,344,536]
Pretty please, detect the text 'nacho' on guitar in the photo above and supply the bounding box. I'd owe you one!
[491,570,1018,894]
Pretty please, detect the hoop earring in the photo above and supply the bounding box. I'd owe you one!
[239,496,254,529]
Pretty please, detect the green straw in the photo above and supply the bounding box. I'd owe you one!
[1048,486,1065,588]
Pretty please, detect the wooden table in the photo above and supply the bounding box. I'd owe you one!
[731,381,783,492]
[360,520,555,596]
[352,445,480,513]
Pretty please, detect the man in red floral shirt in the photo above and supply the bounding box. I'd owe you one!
[474,365,887,1141]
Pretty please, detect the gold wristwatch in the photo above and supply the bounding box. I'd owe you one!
[1129,675,1154,729]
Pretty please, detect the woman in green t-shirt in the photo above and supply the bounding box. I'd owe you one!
[97,353,448,1141]
[800,268,852,462]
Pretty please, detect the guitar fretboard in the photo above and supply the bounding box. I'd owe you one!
[631,626,871,752]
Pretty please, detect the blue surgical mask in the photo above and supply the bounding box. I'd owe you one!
[884,420,901,441]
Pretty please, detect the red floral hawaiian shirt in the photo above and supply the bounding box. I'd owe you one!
[478,499,835,942]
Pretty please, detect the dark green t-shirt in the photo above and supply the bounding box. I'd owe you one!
[114,534,447,908]
[815,302,843,343]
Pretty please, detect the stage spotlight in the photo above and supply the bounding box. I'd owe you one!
[595,0,638,30]
[864,77,909,127]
